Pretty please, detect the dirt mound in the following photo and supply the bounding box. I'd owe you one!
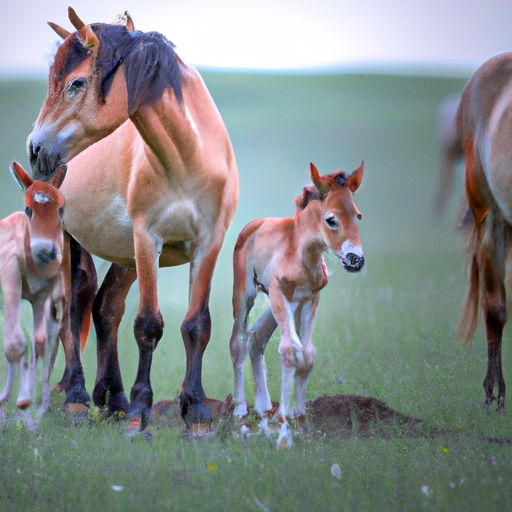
[151,393,449,439]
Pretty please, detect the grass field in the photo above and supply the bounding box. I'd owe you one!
[1,70,512,511]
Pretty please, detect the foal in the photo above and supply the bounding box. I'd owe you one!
[0,162,65,428]
[230,162,364,445]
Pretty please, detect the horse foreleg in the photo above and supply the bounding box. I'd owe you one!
[92,264,136,413]
[248,308,277,417]
[130,227,163,430]
[56,236,96,406]
[294,296,319,417]
[180,244,223,427]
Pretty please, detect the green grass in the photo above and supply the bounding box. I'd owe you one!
[2,71,512,511]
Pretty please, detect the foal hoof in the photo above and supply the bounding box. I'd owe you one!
[16,399,31,410]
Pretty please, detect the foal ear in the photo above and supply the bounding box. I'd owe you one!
[310,162,329,197]
[347,161,364,193]
[10,162,33,191]
[48,21,70,40]
[294,185,319,210]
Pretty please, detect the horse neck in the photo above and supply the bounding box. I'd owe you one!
[129,85,199,174]
[294,202,327,267]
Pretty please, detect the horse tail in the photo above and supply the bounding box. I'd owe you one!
[457,131,488,344]
[80,311,93,352]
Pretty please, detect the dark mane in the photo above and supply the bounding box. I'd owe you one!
[52,23,183,112]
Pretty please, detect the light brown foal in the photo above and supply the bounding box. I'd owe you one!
[0,162,65,429]
[230,162,364,446]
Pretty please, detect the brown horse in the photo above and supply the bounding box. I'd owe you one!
[0,162,65,429]
[230,162,364,446]
[28,8,238,429]
[457,52,512,411]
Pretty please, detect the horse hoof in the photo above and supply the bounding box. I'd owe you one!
[64,403,89,424]
[108,391,130,414]
[65,388,91,407]
[16,399,31,410]
[180,397,212,426]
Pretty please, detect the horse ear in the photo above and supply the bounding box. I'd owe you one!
[10,162,33,191]
[48,21,70,40]
[310,162,329,197]
[295,185,319,211]
[125,11,135,32]
[68,6,85,30]
[49,163,68,189]
[347,160,364,193]
[78,25,99,51]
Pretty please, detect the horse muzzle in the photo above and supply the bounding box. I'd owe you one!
[28,139,64,182]
[341,252,365,272]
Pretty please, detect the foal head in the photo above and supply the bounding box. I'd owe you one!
[28,7,182,181]
[10,162,65,274]
[310,162,365,272]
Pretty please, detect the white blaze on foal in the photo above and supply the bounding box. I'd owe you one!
[0,162,65,429]
[229,162,365,446]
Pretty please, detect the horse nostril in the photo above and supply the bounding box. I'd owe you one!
[36,246,57,265]
[29,142,41,165]
[343,253,365,272]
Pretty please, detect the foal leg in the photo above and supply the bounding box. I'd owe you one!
[294,296,319,417]
[229,291,255,417]
[480,230,507,410]
[180,242,223,427]
[248,308,277,417]
[57,236,97,405]
[92,264,136,413]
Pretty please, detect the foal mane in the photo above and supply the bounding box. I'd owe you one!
[52,23,183,112]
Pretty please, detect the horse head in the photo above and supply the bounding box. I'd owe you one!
[10,162,65,274]
[28,7,183,181]
[310,162,365,272]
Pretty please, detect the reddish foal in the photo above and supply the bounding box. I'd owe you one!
[0,162,65,428]
[458,52,512,410]
[230,162,364,446]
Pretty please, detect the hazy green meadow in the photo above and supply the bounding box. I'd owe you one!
[1,71,512,511]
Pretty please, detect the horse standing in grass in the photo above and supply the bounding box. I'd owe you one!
[0,162,65,428]
[28,8,238,430]
[229,162,364,446]
[457,52,512,410]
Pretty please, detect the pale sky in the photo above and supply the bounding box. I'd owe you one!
[1,0,511,75]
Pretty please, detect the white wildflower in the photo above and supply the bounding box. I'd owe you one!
[111,485,124,492]
[330,463,342,480]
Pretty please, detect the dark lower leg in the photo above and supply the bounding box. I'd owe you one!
[130,309,163,429]
[92,264,136,412]
[483,306,506,409]
[59,239,97,405]
[180,305,212,425]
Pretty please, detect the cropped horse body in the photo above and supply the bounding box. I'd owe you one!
[29,9,238,429]
[230,163,364,446]
[458,52,512,410]
[0,163,65,428]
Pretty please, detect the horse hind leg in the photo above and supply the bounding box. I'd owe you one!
[480,222,507,410]
[92,264,136,413]
[229,291,256,418]
[248,307,277,417]
[56,238,97,406]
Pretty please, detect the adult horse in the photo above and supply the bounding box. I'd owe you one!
[28,8,238,429]
[458,52,512,410]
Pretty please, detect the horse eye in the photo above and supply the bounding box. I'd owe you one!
[357,213,363,220]
[67,78,87,97]
[25,207,33,219]
[324,216,338,230]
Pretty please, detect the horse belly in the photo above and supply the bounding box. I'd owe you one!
[63,196,136,267]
